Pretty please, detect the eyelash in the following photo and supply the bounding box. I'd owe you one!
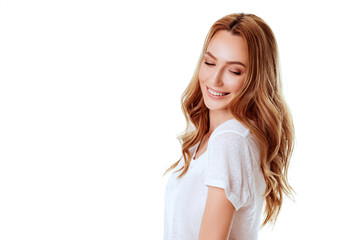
[204,62,242,76]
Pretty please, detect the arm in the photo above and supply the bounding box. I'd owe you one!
[198,186,236,240]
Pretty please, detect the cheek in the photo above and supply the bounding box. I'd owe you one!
[225,77,245,93]
[198,66,208,83]
[234,79,246,93]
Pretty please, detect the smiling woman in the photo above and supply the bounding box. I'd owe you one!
[163,13,295,240]
[199,30,248,115]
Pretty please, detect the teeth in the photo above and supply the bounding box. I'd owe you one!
[208,88,227,96]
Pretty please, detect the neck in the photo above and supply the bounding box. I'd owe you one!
[207,109,234,135]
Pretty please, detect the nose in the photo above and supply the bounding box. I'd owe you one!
[209,68,224,87]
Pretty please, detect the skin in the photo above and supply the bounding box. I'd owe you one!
[197,30,248,240]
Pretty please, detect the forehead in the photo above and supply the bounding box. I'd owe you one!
[206,30,248,64]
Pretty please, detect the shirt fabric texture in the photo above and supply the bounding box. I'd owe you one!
[164,118,266,240]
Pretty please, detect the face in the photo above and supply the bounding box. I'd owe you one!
[199,30,248,115]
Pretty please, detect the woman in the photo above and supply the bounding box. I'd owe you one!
[163,13,294,240]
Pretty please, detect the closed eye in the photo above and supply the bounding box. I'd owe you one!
[204,62,215,66]
[230,70,241,75]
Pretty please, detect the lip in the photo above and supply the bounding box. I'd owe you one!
[206,86,230,98]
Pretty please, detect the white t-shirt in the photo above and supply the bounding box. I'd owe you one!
[164,118,266,240]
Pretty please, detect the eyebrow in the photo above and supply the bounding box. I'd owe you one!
[204,51,246,68]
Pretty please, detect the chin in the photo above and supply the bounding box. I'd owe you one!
[203,100,229,111]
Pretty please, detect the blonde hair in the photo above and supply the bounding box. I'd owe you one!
[163,13,295,227]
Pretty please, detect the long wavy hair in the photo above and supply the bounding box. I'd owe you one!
[163,13,295,227]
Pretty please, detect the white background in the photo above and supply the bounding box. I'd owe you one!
[0,0,359,239]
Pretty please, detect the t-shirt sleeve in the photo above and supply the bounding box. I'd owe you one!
[204,131,254,211]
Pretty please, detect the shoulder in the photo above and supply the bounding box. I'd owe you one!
[210,118,250,140]
[209,118,260,153]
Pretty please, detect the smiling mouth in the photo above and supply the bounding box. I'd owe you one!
[207,87,230,96]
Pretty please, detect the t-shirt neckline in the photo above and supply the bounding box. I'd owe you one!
[192,141,206,160]
[192,117,236,161]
